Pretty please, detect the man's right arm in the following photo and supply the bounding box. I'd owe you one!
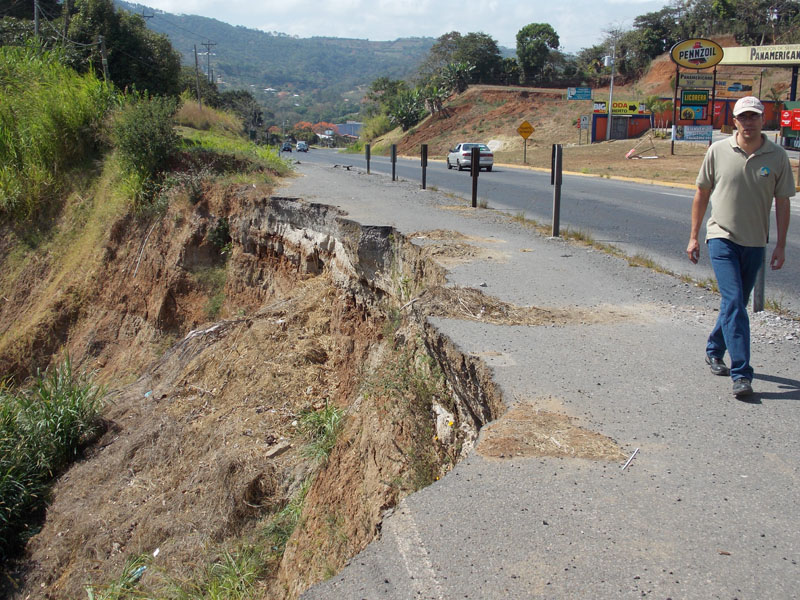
[687,187,711,264]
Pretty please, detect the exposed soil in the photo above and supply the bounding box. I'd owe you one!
[477,399,626,462]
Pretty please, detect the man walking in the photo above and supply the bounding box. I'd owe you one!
[687,96,793,398]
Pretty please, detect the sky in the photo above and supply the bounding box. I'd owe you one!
[137,0,671,54]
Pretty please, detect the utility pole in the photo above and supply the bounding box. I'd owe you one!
[194,45,202,107]
[605,39,617,142]
[99,35,109,82]
[201,40,216,83]
[62,0,70,43]
[34,0,39,38]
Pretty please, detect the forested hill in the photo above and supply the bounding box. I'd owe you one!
[115,1,434,117]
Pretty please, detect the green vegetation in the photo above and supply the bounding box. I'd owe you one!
[111,94,180,209]
[298,402,345,463]
[263,477,313,556]
[167,547,267,600]
[0,358,105,561]
[85,554,150,600]
[0,46,113,220]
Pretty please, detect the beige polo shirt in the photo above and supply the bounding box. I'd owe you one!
[696,134,795,247]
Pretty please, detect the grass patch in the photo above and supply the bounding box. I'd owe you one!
[85,554,149,600]
[177,128,291,182]
[298,401,344,463]
[0,46,113,221]
[175,98,242,136]
[0,357,106,561]
[263,477,313,556]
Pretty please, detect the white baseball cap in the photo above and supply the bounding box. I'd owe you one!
[733,96,764,116]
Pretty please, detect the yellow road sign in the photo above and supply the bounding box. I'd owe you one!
[517,121,534,139]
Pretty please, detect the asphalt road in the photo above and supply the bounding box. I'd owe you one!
[281,160,800,600]
[293,147,800,313]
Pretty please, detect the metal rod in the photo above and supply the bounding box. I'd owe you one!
[621,448,639,470]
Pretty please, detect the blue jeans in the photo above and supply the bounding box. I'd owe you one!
[706,238,764,381]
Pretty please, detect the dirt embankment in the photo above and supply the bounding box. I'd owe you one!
[4,182,509,599]
[4,174,630,598]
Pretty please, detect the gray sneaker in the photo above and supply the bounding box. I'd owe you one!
[732,378,753,398]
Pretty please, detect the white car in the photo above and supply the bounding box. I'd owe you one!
[446,143,494,171]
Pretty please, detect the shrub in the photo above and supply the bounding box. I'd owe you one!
[0,358,105,561]
[360,113,394,141]
[110,93,179,207]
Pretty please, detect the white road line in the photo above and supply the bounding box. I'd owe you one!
[657,191,693,198]
[385,502,445,599]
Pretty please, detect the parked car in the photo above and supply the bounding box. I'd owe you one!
[446,143,494,171]
[296,141,309,152]
[281,141,292,152]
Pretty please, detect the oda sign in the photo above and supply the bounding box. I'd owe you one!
[670,39,723,69]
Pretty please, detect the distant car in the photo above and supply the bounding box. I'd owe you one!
[727,82,752,92]
[296,141,309,152]
[446,143,494,171]
[281,141,292,152]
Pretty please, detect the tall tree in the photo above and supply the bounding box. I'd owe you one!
[516,23,560,84]
[66,0,181,96]
[417,31,502,85]
[1,0,61,20]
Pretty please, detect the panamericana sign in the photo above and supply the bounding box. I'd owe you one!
[721,44,800,66]
[678,73,714,88]
[681,89,709,106]
[670,39,724,69]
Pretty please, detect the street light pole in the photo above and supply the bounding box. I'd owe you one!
[605,40,617,142]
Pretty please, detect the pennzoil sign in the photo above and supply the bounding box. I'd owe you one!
[670,39,723,69]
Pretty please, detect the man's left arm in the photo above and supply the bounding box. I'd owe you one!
[770,196,790,270]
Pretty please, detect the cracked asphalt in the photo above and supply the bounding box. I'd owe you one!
[280,161,800,600]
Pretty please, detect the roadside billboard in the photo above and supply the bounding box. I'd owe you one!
[670,39,724,69]
[674,125,713,141]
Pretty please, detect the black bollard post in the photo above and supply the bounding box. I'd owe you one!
[391,144,397,181]
[470,146,480,208]
[551,144,563,237]
[421,144,428,189]
[365,143,371,174]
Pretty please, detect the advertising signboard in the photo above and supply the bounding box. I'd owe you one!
[680,106,706,120]
[715,78,757,98]
[673,125,713,141]
[721,44,800,66]
[670,39,724,69]
[781,110,792,128]
[678,73,714,88]
[792,110,800,131]
[567,87,592,100]
[593,101,647,114]
[681,90,709,105]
